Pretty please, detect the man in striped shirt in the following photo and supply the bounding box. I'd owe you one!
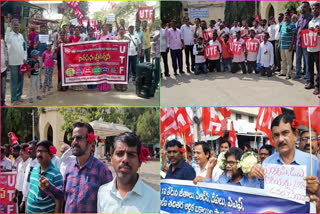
[39,122,113,213]
[26,140,63,213]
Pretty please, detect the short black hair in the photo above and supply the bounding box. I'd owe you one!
[264,32,270,37]
[194,141,211,160]
[284,11,291,16]
[165,139,183,150]
[302,1,310,6]
[271,113,297,132]
[300,128,318,137]
[186,145,191,153]
[36,140,53,152]
[20,143,29,151]
[219,139,231,149]
[278,13,284,17]
[73,122,94,134]
[136,20,141,24]
[259,145,272,155]
[225,147,243,161]
[27,140,38,147]
[12,144,21,152]
[312,2,319,7]
[113,132,141,156]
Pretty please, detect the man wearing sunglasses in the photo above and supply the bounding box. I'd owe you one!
[39,122,113,213]
[299,128,319,157]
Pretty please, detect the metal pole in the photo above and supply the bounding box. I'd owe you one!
[32,110,35,140]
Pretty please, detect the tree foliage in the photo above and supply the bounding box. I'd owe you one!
[161,1,183,27]
[224,1,256,27]
[1,108,39,145]
[283,1,300,15]
[57,108,159,144]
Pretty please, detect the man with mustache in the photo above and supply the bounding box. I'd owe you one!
[192,141,210,184]
[39,122,113,213]
[216,147,261,188]
[299,129,319,158]
[249,114,319,194]
[26,140,62,213]
[165,139,196,180]
[97,132,159,213]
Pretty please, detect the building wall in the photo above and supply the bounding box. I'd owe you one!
[181,1,225,23]
[260,1,286,20]
[39,108,65,157]
[30,1,63,20]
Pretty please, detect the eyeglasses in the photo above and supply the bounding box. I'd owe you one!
[300,137,318,142]
[70,135,86,143]
[226,161,237,166]
[37,150,49,154]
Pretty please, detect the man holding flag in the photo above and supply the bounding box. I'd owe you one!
[249,113,319,194]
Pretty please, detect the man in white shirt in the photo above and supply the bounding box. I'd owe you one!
[208,31,222,72]
[126,25,141,81]
[251,21,263,34]
[274,13,284,71]
[13,143,30,213]
[21,140,39,211]
[59,144,76,179]
[268,17,277,70]
[181,16,195,73]
[192,141,210,184]
[230,21,241,36]
[207,20,217,31]
[1,37,8,106]
[257,32,274,77]
[5,19,27,104]
[193,37,207,75]
[1,146,12,171]
[246,30,260,73]
[231,31,247,74]
[97,132,159,213]
[12,144,22,171]
[161,24,170,77]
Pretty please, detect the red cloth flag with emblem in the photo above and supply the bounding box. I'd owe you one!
[228,121,238,147]
[160,108,179,147]
[174,107,193,133]
[8,132,19,144]
[202,107,223,137]
[218,107,232,118]
[293,107,320,135]
[255,107,282,146]
[184,126,193,147]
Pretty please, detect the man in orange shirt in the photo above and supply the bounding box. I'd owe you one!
[218,34,233,72]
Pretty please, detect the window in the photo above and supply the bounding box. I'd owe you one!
[236,114,242,120]
[249,116,254,123]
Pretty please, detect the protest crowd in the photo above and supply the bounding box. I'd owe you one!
[160,1,319,98]
[160,107,320,213]
[1,4,160,106]
[1,122,159,213]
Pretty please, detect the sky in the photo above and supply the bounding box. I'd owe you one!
[89,1,157,18]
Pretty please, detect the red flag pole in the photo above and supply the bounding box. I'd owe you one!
[308,107,312,176]
[182,132,187,161]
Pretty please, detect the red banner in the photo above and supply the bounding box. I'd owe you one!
[62,40,129,86]
[1,172,18,213]
[202,30,214,43]
[246,39,260,53]
[229,42,242,55]
[66,1,80,9]
[137,7,154,20]
[204,45,219,59]
[300,29,318,48]
[73,7,84,21]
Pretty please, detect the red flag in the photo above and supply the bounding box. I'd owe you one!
[255,107,282,146]
[218,107,232,118]
[221,118,227,132]
[160,108,179,147]
[255,14,260,22]
[228,121,238,147]
[202,107,223,137]
[184,127,193,147]
[293,107,320,135]
[74,7,84,21]
[8,132,19,144]
[174,107,193,133]
[66,1,80,9]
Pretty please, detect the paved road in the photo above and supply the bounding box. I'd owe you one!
[161,51,319,106]
[4,67,159,107]
[104,159,160,192]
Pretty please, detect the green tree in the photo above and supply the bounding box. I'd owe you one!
[224,1,256,27]
[1,108,39,145]
[161,1,182,27]
[283,1,300,15]
[136,109,159,144]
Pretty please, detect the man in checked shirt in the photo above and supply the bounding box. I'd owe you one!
[39,122,113,213]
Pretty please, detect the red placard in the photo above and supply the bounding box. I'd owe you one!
[300,29,318,48]
[137,7,154,20]
[229,42,242,55]
[204,45,219,59]
[1,172,18,213]
[62,40,129,86]
[66,1,80,9]
[245,39,260,52]
[202,30,214,43]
